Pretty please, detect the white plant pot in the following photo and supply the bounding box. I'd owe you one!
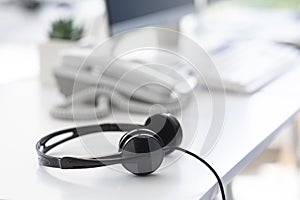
[39,40,77,86]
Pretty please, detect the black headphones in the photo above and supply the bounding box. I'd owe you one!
[36,113,226,199]
[36,113,182,175]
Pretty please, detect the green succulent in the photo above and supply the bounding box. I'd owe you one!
[49,19,84,41]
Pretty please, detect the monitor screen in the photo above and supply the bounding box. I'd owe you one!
[105,0,195,35]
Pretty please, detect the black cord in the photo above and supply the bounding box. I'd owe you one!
[166,147,226,200]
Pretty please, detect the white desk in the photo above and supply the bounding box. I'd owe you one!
[1,63,300,200]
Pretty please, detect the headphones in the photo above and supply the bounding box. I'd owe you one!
[36,113,182,175]
[36,113,226,199]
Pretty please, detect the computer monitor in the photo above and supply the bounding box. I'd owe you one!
[105,0,195,35]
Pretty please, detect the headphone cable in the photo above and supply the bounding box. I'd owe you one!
[166,147,226,200]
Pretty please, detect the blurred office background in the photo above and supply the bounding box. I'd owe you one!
[1,0,300,199]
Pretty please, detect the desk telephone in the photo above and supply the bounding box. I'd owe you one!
[52,49,197,120]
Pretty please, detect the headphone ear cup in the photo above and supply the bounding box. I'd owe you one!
[119,129,164,176]
[144,113,182,154]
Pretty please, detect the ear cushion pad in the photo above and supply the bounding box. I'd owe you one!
[144,113,182,149]
[118,129,164,176]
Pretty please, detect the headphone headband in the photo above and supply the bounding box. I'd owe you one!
[36,123,142,169]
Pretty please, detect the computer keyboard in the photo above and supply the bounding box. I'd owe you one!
[108,40,300,94]
[209,40,300,93]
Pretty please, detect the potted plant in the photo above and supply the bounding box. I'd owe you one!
[39,19,84,85]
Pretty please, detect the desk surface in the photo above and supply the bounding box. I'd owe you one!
[1,64,300,200]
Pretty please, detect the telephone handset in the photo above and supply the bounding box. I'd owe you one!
[52,49,197,120]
